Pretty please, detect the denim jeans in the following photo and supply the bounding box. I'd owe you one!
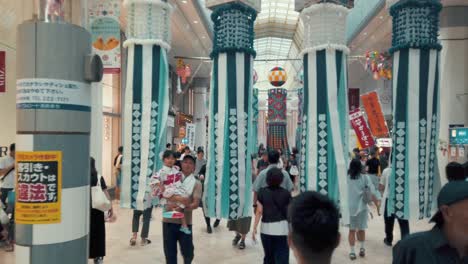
[163,222,194,264]
[132,207,153,238]
[260,234,289,264]
[384,199,410,243]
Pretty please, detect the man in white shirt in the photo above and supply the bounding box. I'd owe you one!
[0,143,15,206]
[379,160,409,247]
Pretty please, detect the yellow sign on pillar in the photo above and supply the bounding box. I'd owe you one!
[15,151,62,224]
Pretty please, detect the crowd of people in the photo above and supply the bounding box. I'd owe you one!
[1,142,467,264]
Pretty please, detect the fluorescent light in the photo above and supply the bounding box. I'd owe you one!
[193,20,199,24]
[181,0,188,3]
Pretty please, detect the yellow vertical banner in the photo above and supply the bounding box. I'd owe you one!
[15,151,62,224]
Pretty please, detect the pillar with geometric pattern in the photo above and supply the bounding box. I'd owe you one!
[296,0,351,223]
[203,0,260,220]
[121,0,172,210]
[387,0,442,220]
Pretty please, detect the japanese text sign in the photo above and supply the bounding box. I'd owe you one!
[350,109,375,149]
[0,51,5,93]
[15,151,62,224]
[186,123,196,151]
[361,91,389,138]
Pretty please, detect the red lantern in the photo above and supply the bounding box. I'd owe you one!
[176,59,191,84]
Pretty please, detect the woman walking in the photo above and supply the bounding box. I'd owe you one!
[347,159,378,261]
[90,157,113,264]
[253,168,291,264]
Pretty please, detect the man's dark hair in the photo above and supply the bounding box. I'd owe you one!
[266,167,283,188]
[197,149,204,154]
[118,146,123,153]
[9,143,15,152]
[268,150,280,164]
[446,162,466,181]
[380,159,389,171]
[162,150,175,160]
[166,143,171,148]
[184,146,190,151]
[182,154,196,164]
[289,191,340,259]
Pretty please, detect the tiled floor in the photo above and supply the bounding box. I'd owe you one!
[0,202,432,264]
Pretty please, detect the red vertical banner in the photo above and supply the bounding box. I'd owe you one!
[350,108,375,149]
[348,88,360,111]
[0,51,5,93]
[361,91,389,138]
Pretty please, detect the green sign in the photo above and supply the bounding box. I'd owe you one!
[450,127,468,145]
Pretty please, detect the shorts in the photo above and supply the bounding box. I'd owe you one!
[349,210,368,230]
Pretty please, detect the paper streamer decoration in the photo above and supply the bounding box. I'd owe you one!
[298,2,351,224]
[361,91,389,138]
[252,88,259,154]
[350,108,375,149]
[267,88,290,155]
[204,2,258,220]
[387,0,442,220]
[121,0,171,210]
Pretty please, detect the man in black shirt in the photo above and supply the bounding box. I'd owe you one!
[393,181,468,264]
[256,152,269,177]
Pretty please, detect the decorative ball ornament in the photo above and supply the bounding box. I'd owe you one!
[253,69,258,84]
[268,67,287,87]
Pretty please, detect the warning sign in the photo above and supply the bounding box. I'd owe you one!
[15,151,62,224]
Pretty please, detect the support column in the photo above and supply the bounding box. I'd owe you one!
[15,21,102,264]
[297,1,351,222]
[120,0,172,210]
[204,0,260,220]
[193,86,208,151]
[387,0,442,220]
[438,3,468,177]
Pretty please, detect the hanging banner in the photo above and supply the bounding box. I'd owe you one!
[350,108,375,149]
[88,0,121,73]
[361,91,389,138]
[186,123,196,150]
[15,151,62,224]
[0,51,5,93]
[348,88,360,111]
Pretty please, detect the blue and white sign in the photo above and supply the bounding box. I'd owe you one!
[450,127,468,145]
[16,78,90,112]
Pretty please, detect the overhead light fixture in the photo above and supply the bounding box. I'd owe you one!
[363,32,368,36]
[379,16,384,19]
[181,0,188,3]
[193,20,199,24]
[201,36,206,39]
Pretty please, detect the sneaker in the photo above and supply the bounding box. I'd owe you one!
[349,253,357,260]
[141,238,152,246]
[207,226,213,234]
[94,257,103,264]
[213,219,220,228]
[232,234,241,246]
[238,240,246,250]
[180,226,192,235]
[359,248,366,257]
[383,238,392,247]
[130,237,137,246]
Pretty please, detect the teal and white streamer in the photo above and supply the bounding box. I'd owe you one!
[388,0,442,220]
[121,0,171,210]
[204,2,257,220]
[298,2,350,224]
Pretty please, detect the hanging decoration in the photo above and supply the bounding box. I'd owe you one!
[365,51,392,80]
[387,0,442,221]
[297,1,351,224]
[251,88,259,154]
[295,88,304,151]
[253,69,258,84]
[176,59,192,84]
[203,1,259,220]
[267,88,290,155]
[121,0,172,210]
[268,66,287,87]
